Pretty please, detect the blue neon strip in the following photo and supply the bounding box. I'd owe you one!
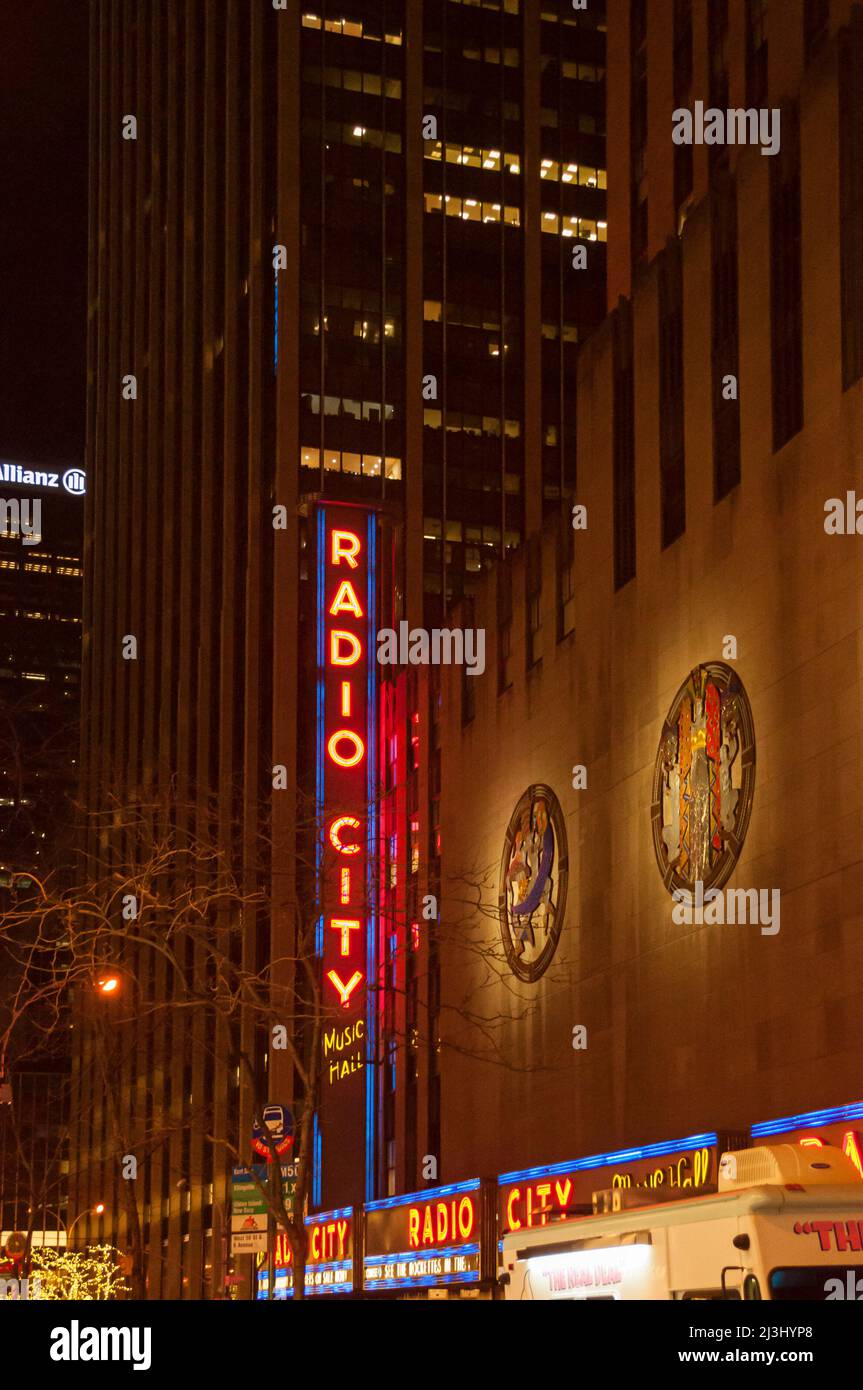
[497,1133,718,1186]
[364,1241,478,1265]
[752,1102,863,1138]
[365,1177,481,1212]
[258,1259,352,1281]
[312,508,327,1209]
[312,1112,322,1208]
[315,506,326,954]
[365,1271,480,1291]
[365,512,377,1203]
[273,272,279,371]
[308,1206,353,1223]
[258,1275,354,1300]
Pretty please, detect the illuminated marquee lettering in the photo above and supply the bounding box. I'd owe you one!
[265,1213,355,1296]
[326,969,363,1007]
[319,514,372,1014]
[329,816,361,855]
[329,580,364,618]
[844,1132,863,1179]
[315,506,378,1203]
[331,529,360,569]
[324,1021,366,1087]
[330,919,361,955]
[407,1195,476,1249]
[612,1149,711,1192]
[327,729,365,767]
[500,1145,721,1234]
[363,1182,489,1292]
[330,630,362,666]
[796,1130,863,1180]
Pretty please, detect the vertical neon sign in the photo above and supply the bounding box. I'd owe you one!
[315,505,377,1208]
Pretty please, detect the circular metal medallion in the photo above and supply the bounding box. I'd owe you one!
[499,784,568,982]
[651,662,756,896]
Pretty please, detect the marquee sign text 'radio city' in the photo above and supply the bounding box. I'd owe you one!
[318,508,375,1041]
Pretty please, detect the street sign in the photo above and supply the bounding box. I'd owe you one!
[251,1104,294,1160]
[231,1169,268,1256]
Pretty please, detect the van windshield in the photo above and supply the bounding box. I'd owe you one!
[769,1267,860,1301]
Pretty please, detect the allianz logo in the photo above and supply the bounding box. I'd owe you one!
[0,461,86,495]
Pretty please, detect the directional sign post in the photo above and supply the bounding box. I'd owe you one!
[230,1169,268,1256]
[251,1104,294,1161]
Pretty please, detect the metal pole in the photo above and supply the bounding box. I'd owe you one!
[267,1211,275,1300]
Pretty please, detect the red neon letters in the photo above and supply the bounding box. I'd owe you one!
[407,1196,476,1249]
[322,517,367,1011]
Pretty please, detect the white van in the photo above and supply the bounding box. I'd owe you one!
[501,1144,863,1301]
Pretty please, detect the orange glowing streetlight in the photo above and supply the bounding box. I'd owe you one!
[67,1203,106,1239]
[96,975,120,995]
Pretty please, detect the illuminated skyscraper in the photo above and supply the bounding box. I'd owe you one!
[75,0,607,1297]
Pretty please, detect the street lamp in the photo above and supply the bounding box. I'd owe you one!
[67,1204,105,1241]
[96,975,120,995]
[10,871,47,897]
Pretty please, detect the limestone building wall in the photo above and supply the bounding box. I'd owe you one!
[435,23,863,1184]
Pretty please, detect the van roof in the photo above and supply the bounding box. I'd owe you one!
[502,1183,863,1252]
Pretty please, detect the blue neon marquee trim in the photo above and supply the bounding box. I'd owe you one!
[312,507,328,1209]
[497,1133,718,1186]
[364,1241,479,1265]
[312,1112,322,1208]
[273,272,279,372]
[259,1259,352,1281]
[365,1271,480,1290]
[365,1177,481,1212]
[257,1276,354,1300]
[751,1101,863,1138]
[365,512,377,1203]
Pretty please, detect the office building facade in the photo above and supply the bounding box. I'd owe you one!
[427,1,863,1198]
[74,0,607,1297]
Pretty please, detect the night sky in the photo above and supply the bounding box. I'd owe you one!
[0,1,88,466]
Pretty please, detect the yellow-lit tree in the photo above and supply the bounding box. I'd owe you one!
[29,1244,128,1300]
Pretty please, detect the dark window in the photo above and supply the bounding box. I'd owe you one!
[770,107,803,449]
[461,597,476,724]
[746,0,768,108]
[631,0,647,50]
[498,561,513,692]
[712,170,741,499]
[673,0,694,211]
[804,0,830,59]
[708,1,730,174]
[839,22,863,390]
[613,302,636,590]
[630,0,648,269]
[525,537,542,669]
[658,239,685,548]
[556,505,575,642]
